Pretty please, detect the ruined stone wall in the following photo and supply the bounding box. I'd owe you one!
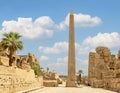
[19,53,40,70]
[8,53,40,71]
[0,56,9,66]
[27,53,39,65]
[0,65,43,93]
[88,46,120,92]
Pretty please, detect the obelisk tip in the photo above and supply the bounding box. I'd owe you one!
[70,10,74,15]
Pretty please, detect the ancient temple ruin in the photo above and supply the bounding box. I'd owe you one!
[0,52,39,70]
[0,52,43,93]
[88,46,120,92]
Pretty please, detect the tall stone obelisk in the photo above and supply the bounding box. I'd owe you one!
[66,11,76,87]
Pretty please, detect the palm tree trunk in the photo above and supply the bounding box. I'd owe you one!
[79,74,81,82]
[9,50,13,66]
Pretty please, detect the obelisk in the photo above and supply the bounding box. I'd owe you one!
[66,11,76,87]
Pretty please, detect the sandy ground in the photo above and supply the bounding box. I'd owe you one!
[28,85,117,93]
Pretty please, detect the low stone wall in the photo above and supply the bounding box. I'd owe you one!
[107,79,120,92]
[89,78,120,92]
[50,73,59,80]
[43,80,58,87]
[91,79,104,88]
[0,65,43,93]
[57,78,62,84]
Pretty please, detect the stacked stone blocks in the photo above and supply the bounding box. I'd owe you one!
[88,46,120,92]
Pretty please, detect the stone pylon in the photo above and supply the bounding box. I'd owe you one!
[66,11,76,87]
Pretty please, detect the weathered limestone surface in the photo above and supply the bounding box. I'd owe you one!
[43,72,62,86]
[50,73,59,80]
[66,11,76,87]
[0,65,43,93]
[0,52,43,93]
[88,46,120,92]
[0,52,40,70]
[43,80,58,87]
[18,53,40,70]
[0,56,9,66]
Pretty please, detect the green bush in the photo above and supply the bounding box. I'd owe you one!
[31,65,43,76]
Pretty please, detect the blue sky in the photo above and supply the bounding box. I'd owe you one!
[0,0,120,75]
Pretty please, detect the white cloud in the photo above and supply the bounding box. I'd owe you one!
[39,32,120,75]
[0,17,55,39]
[76,58,88,75]
[39,32,120,55]
[83,32,120,48]
[55,56,88,67]
[76,58,88,65]
[55,56,68,66]
[35,16,59,30]
[39,42,68,54]
[47,56,88,75]
[40,55,49,61]
[59,13,102,29]
[39,41,83,54]
[78,46,91,55]
[0,13,101,39]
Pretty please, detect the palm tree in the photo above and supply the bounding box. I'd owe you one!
[47,67,49,73]
[78,69,83,82]
[0,32,23,66]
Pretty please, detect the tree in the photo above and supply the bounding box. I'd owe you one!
[47,67,49,73]
[31,65,43,76]
[77,69,83,81]
[0,32,23,66]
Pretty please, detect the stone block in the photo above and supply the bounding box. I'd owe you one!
[104,57,109,62]
[91,79,104,88]
[103,52,110,57]
[43,80,58,87]
[0,65,43,93]
[89,52,95,58]
[96,46,110,56]
[0,56,9,66]
[57,78,62,84]
[50,73,59,80]
[37,76,43,86]
[118,50,120,60]
[88,46,120,92]
[95,53,100,58]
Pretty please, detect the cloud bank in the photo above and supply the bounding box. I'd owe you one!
[39,32,120,75]
[83,32,120,48]
[60,13,102,29]
[39,32,120,55]
[0,13,101,40]
[40,55,49,61]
